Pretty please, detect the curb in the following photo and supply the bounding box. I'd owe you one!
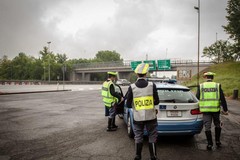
[0,89,71,95]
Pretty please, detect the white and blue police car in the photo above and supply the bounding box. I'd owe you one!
[123,82,203,138]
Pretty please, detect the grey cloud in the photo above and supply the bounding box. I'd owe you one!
[0,0,229,62]
[74,0,164,58]
[0,0,59,58]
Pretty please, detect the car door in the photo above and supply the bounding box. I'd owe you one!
[114,84,124,114]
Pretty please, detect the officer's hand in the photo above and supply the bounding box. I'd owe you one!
[155,109,158,115]
[121,97,124,102]
[221,111,228,115]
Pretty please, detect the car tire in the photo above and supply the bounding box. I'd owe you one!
[187,134,195,139]
[127,115,134,138]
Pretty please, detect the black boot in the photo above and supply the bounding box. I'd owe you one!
[107,118,116,131]
[134,143,143,160]
[112,117,118,129]
[205,131,213,150]
[149,143,157,160]
[215,127,222,148]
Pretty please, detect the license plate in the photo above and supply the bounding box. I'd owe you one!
[167,111,182,117]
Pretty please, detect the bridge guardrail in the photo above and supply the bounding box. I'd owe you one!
[73,61,130,69]
[0,80,103,85]
[73,60,213,69]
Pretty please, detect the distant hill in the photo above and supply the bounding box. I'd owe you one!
[182,61,240,97]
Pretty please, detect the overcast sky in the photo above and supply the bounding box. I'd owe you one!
[0,0,229,62]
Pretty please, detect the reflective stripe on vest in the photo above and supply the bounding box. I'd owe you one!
[132,82,156,121]
[101,81,117,107]
[199,82,220,112]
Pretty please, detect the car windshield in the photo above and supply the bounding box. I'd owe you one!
[157,89,198,103]
[122,79,129,82]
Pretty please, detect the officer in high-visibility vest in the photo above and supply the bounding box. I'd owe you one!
[102,71,123,131]
[126,63,159,160]
[196,72,228,150]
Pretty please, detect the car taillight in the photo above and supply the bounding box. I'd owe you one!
[191,108,202,115]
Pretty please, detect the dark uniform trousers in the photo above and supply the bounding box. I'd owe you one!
[203,112,221,131]
[133,119,158,143]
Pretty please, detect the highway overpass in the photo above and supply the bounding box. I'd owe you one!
[70,60,213,82]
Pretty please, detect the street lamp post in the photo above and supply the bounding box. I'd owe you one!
[62,64,66,90]
[216,32,222,63]
[43,63,46,81]
[164,48,168,77]
[47,41,51,83]
[194,0,200,86]
[216,32,219,63]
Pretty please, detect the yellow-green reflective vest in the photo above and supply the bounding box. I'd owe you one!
[101,81,118,108]
[199,82,220,112]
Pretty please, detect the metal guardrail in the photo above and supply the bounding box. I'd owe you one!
[73,60,213,69]
[0,80,103,85]
[73,61,130,69]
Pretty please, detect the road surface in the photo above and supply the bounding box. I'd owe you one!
[0,85,240,160]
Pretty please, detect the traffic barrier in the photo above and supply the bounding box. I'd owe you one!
[233,89,239,100]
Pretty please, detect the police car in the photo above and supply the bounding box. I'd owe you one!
[123,82,203,138]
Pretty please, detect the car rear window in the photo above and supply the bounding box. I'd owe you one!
[157,89,198,103]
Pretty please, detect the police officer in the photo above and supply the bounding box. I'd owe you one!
[126,63,159,160]
[101,71,123,131]
[196,72,228,150]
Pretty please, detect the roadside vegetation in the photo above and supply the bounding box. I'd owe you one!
[182,61,240,97]
[183,0,240,98]
[0,50,123,81]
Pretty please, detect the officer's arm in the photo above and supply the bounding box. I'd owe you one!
[153,83,160,105]
[219,84,228,112]
[126,86,133,108]
[109,84,121,102]
[196,85,200,100]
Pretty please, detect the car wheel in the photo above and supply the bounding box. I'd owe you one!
[127,115,134,138]
[187,134,195,139]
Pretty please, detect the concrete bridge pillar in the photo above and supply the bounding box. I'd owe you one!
[84,73,90,81]
[70,72,90,81]
[74,72,82,81]
[82,72,85,80]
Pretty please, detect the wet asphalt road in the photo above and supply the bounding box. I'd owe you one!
[0,87,240,160]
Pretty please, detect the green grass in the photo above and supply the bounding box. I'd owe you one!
[182,61,240,97]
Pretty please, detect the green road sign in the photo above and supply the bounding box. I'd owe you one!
[157,59,171,70]
[143,60,156,71]
[130,61,142,70]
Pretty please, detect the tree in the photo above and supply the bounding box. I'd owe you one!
[11,53,36,80]
[66,58,90,77]
[39,46,49,59]
[0,48,125,81]
[0,55,13,80]
[94,50,123,62]
[202,40,237,63]
[90,50,123,81]
[31,58,43,80]
[56,53,68,64]
[230,43,240,61]
[223,0,240,59]
[39,46,59,81]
